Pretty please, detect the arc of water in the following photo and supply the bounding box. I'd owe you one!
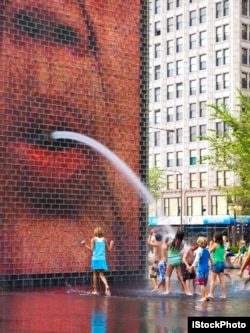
[50,131,155,204]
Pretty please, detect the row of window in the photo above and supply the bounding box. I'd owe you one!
[151,75,228,102]
[151,125,206,148]
[150,98,228,124]
[164,194,227,217]
[153,1,229,18]
[153,51,229,81]
[153,26,229,58]
[165,170,231,190]
[154,8,207,36]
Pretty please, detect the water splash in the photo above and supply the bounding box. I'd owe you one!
[50,131,155,204]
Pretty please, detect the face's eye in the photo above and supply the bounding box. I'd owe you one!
[14,11,79,46]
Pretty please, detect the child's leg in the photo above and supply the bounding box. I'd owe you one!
[92,271,98,294]
[208,272,216,298]
[218,272,226,298]
[99,271,109,292]
[176,265,188,294]
[243,276,250,288]
[164,264,174,294]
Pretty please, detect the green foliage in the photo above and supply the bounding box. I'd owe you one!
[205,90,250,213]
[148,166,166,199]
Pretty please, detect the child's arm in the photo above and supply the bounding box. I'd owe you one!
[81,238,94,251]
[106,240,114,251]
[147,231,157,247]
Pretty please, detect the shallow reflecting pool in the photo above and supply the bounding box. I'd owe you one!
[0,270,249,333]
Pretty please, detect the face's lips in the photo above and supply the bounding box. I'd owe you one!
[7,132,86,180]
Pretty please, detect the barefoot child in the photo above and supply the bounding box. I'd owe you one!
[182,241,198,295]
[147,230,163,291]
[81,226,114,296]
[154,236,172,292]
[189,236,212,301]
[208,232,226,299]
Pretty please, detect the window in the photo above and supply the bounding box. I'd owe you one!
[216,26,222,42]
[167,40,174,55]
[190,33,196,49]
[211,195,227,215]
[190,126,196,142]
[167,131,174,145]
[242,0,248,16]
[224,48,229,65]
[199,78,206,94]
[242,48,248,65]
[176,105,183,121]
[190,80,196,95]
[224,73,229,88]
[216,50,222,66]
[190,10,196,26]
[176,37,183,53]
[154,153,161,167]
[177,0,183,8]
[190,173,197,188]
[199,148,206,164]
[216,122,229,136]
[224,24,229,40]
[189,103,196,118]
[167,107,174,122]
[176,82,183,98]
[167,0,174,10]
[176,14,183,30]
[154,65,161,80]
[199,31,206,47]
[155,43,161,58]
[155,87,161,102]
[167,17,174,32]
[177,174,182,190]
[154,131,160,146]
[154,110,161,124]
[176,151,183,166]
[167,85,174,100]
[167,62,174,77]
[200,7,206,24]
[224,0,229,16]
[200,172,207,188]
[199,101,206,117]
[155,21,161,36]
[242,72,248,89]
[216,2,222,18]
[216,74,222,90]
[200,54,206,70]
[189,57,196,72]
[199,124,207,138]
[176,128,183,144]
[187,196,206,216]
[242,24,248,40]
[216,171,231,187]
[167,152,174,167]
[155,0,161,14]
[176,60,183,75]
[166,175,174,190]
[190,150,196,165]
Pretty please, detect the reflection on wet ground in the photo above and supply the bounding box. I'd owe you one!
[0,269,249,333]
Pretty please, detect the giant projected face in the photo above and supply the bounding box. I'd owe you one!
[0,1,142,274]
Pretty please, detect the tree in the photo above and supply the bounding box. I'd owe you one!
[205,90,250,213]
[148,166,166,200]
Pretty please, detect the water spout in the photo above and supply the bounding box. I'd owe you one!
[50,131,155,205]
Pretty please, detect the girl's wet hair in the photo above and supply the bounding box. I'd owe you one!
[94,226,104,237]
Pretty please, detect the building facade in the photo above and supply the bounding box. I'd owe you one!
[149,0,250,241]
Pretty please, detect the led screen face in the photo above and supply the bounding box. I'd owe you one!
[0,1,144,275]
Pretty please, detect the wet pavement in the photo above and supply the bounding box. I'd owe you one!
[0,269,249,333]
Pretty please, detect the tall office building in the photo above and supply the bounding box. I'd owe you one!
[149,0,250,237]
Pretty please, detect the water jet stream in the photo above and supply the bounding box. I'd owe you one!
[50,131,155,204]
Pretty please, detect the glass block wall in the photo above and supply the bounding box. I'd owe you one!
[0,0,148,289]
